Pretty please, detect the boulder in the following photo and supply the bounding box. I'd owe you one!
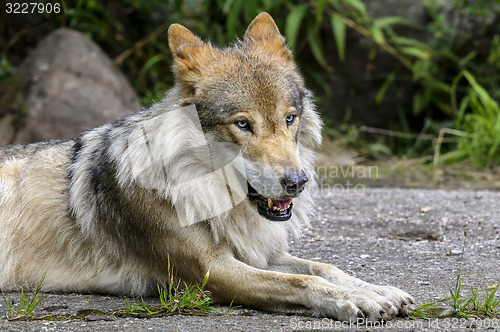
[0,28,140,145]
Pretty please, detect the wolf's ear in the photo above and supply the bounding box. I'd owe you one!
[168,23,220,80]
[244,12,293,62]
[244,12,282,41]
[168,24,205,60]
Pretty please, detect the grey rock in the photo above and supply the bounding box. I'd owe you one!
[0,28,139,145]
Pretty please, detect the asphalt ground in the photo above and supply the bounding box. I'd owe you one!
[1,188,499,331]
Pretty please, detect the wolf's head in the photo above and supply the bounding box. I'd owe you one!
[167,13,322,222]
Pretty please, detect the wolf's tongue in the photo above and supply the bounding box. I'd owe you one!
[272,198,292,210]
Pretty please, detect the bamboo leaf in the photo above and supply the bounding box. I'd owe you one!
[304,66,332,94]
[316,0,330,22]
[451,71,465,113]
[285,4,309,52]
[135,54,170,90]
[307,26,330,69]
[391,36,430,49]
[413,90,425,114]
[457,50,477,67]
[375,71,396,104]
[371,26,384,44]
[373,16,412,28]
[330,15,346,61]
[226,0,243,39]
[342,0,368,20]
[222,0,235,14]
[400,47,432,60]
[462,70,500,112]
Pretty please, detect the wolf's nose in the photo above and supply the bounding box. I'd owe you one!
[282,171,308,195]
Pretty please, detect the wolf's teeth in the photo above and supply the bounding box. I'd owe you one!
[268,198,273,208]
[272,206,278,211]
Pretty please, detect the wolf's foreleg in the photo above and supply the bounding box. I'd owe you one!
[206,252,403,322]
[266,250,414,319]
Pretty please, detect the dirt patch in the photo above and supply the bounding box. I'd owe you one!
[316,139,500,190]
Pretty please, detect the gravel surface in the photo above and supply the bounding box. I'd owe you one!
[1,188,499,331]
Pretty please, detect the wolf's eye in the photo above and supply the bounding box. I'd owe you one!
[286,114,296,126]
[235,119,251,131]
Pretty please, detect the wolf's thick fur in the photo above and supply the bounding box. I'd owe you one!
[0,13,413,321]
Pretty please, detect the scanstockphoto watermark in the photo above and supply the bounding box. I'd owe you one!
[289,317,500,330]
[290,317,425,330]
[315,165,379,196]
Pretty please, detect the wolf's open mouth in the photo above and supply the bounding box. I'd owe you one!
[247,182,293,221]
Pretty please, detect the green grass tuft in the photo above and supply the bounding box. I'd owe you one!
[3,272,48,320]
[411,231,499,320]
[411,277,499,320]
[121,261,217,318]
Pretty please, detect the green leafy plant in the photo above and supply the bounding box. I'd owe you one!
[123,261,216,317]
[3,272,48,320]
[0,56,15,80]
[452,71,500,167]
[4,0,500,166]
[411,277,500,319]
[157,266,214,314]
[1,264,217,321]
[411,231,500,319]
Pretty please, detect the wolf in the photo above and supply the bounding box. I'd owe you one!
[0,13,413,321]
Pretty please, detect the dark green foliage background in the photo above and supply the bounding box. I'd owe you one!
[1,0,499,167]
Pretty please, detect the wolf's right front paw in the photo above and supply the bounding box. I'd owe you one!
[313,288,400,322]
[343,291,399,322]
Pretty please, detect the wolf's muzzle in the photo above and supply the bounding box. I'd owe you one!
[247,170,308,222]
[281,171,308,196]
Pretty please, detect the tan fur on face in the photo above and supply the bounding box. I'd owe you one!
[221,101,302,177]
[168,13,307,198]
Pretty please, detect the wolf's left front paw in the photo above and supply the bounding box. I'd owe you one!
[365,284,415,317]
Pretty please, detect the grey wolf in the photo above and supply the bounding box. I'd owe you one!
[0,13,413,321]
